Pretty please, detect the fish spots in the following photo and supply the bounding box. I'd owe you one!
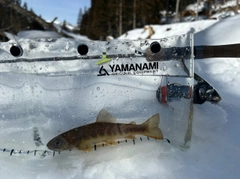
[106,127,112,136]
[89,131,97,139]
[122,125,146,135]
[112,128,117,135]
[122,126,130,134]
[99,131,104,136]
[117,124,123,135]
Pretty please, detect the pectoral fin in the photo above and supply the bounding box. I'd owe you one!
[77,143,93,152]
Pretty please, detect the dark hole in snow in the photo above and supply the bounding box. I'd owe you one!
[77,44,88,55]
[150,41,161,53]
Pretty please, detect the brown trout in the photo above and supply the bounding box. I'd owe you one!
[47,109,163,152]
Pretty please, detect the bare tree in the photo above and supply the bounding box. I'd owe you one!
[236,0,239,14]
[175,0,181,22]
[196,0,200,20]
[119,0,122,36]
[133,0,136,29]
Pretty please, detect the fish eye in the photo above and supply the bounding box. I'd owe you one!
[55,139,62,146]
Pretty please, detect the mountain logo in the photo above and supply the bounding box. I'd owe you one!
[97,66,109,76]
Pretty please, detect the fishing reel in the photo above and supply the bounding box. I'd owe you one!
[193,74,222,104]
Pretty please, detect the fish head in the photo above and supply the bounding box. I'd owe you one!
[47,135,71,151]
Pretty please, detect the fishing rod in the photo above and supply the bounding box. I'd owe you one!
[194,44,240,59]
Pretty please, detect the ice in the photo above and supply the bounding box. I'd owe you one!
[1,14,240,179]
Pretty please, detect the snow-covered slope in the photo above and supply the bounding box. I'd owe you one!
[17,30,61,39]
[1,14,240,179]
[119,19,217,40]
[195,14,240,45]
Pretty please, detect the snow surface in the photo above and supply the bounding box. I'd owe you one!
[18,30,62,39]
[216,0,240,10]
[1,14,240,179]
[118,20,217,40]
[186,0,206,13]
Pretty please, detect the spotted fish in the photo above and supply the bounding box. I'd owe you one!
[47,109,163,152]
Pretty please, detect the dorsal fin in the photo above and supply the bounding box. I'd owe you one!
[96,109,117,123]
[129,121,136,125]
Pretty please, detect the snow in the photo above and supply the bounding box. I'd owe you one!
[1,13,240,179]
[51,20,79,31]
[216,0,240,11]
[184,0,240,20]
[186,0,206,13]
[195,14,240,45]
[62,30,90,41]
[119,20,217,40]
[18,30,61,39]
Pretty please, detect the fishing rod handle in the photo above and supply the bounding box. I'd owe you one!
[195,44,240,59]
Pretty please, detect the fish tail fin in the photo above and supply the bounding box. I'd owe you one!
[142,114,163,140]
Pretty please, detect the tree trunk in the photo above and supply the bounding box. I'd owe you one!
[119,0,122,36]
[133,0,136,29]
[236,0,239,14]
[175,0,180,22]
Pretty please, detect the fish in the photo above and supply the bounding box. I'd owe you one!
[47,109,163,152]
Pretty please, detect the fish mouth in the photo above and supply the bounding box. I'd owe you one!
[46,142,60,151]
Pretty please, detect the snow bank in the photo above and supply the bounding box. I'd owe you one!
[18,30,62,39]
[118,20,217,40]
[195,14,240,45]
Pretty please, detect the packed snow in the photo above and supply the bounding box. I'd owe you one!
[118,19,217,40]
[1,14,240,179]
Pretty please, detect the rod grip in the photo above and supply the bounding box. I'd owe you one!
[195,44,240,58]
